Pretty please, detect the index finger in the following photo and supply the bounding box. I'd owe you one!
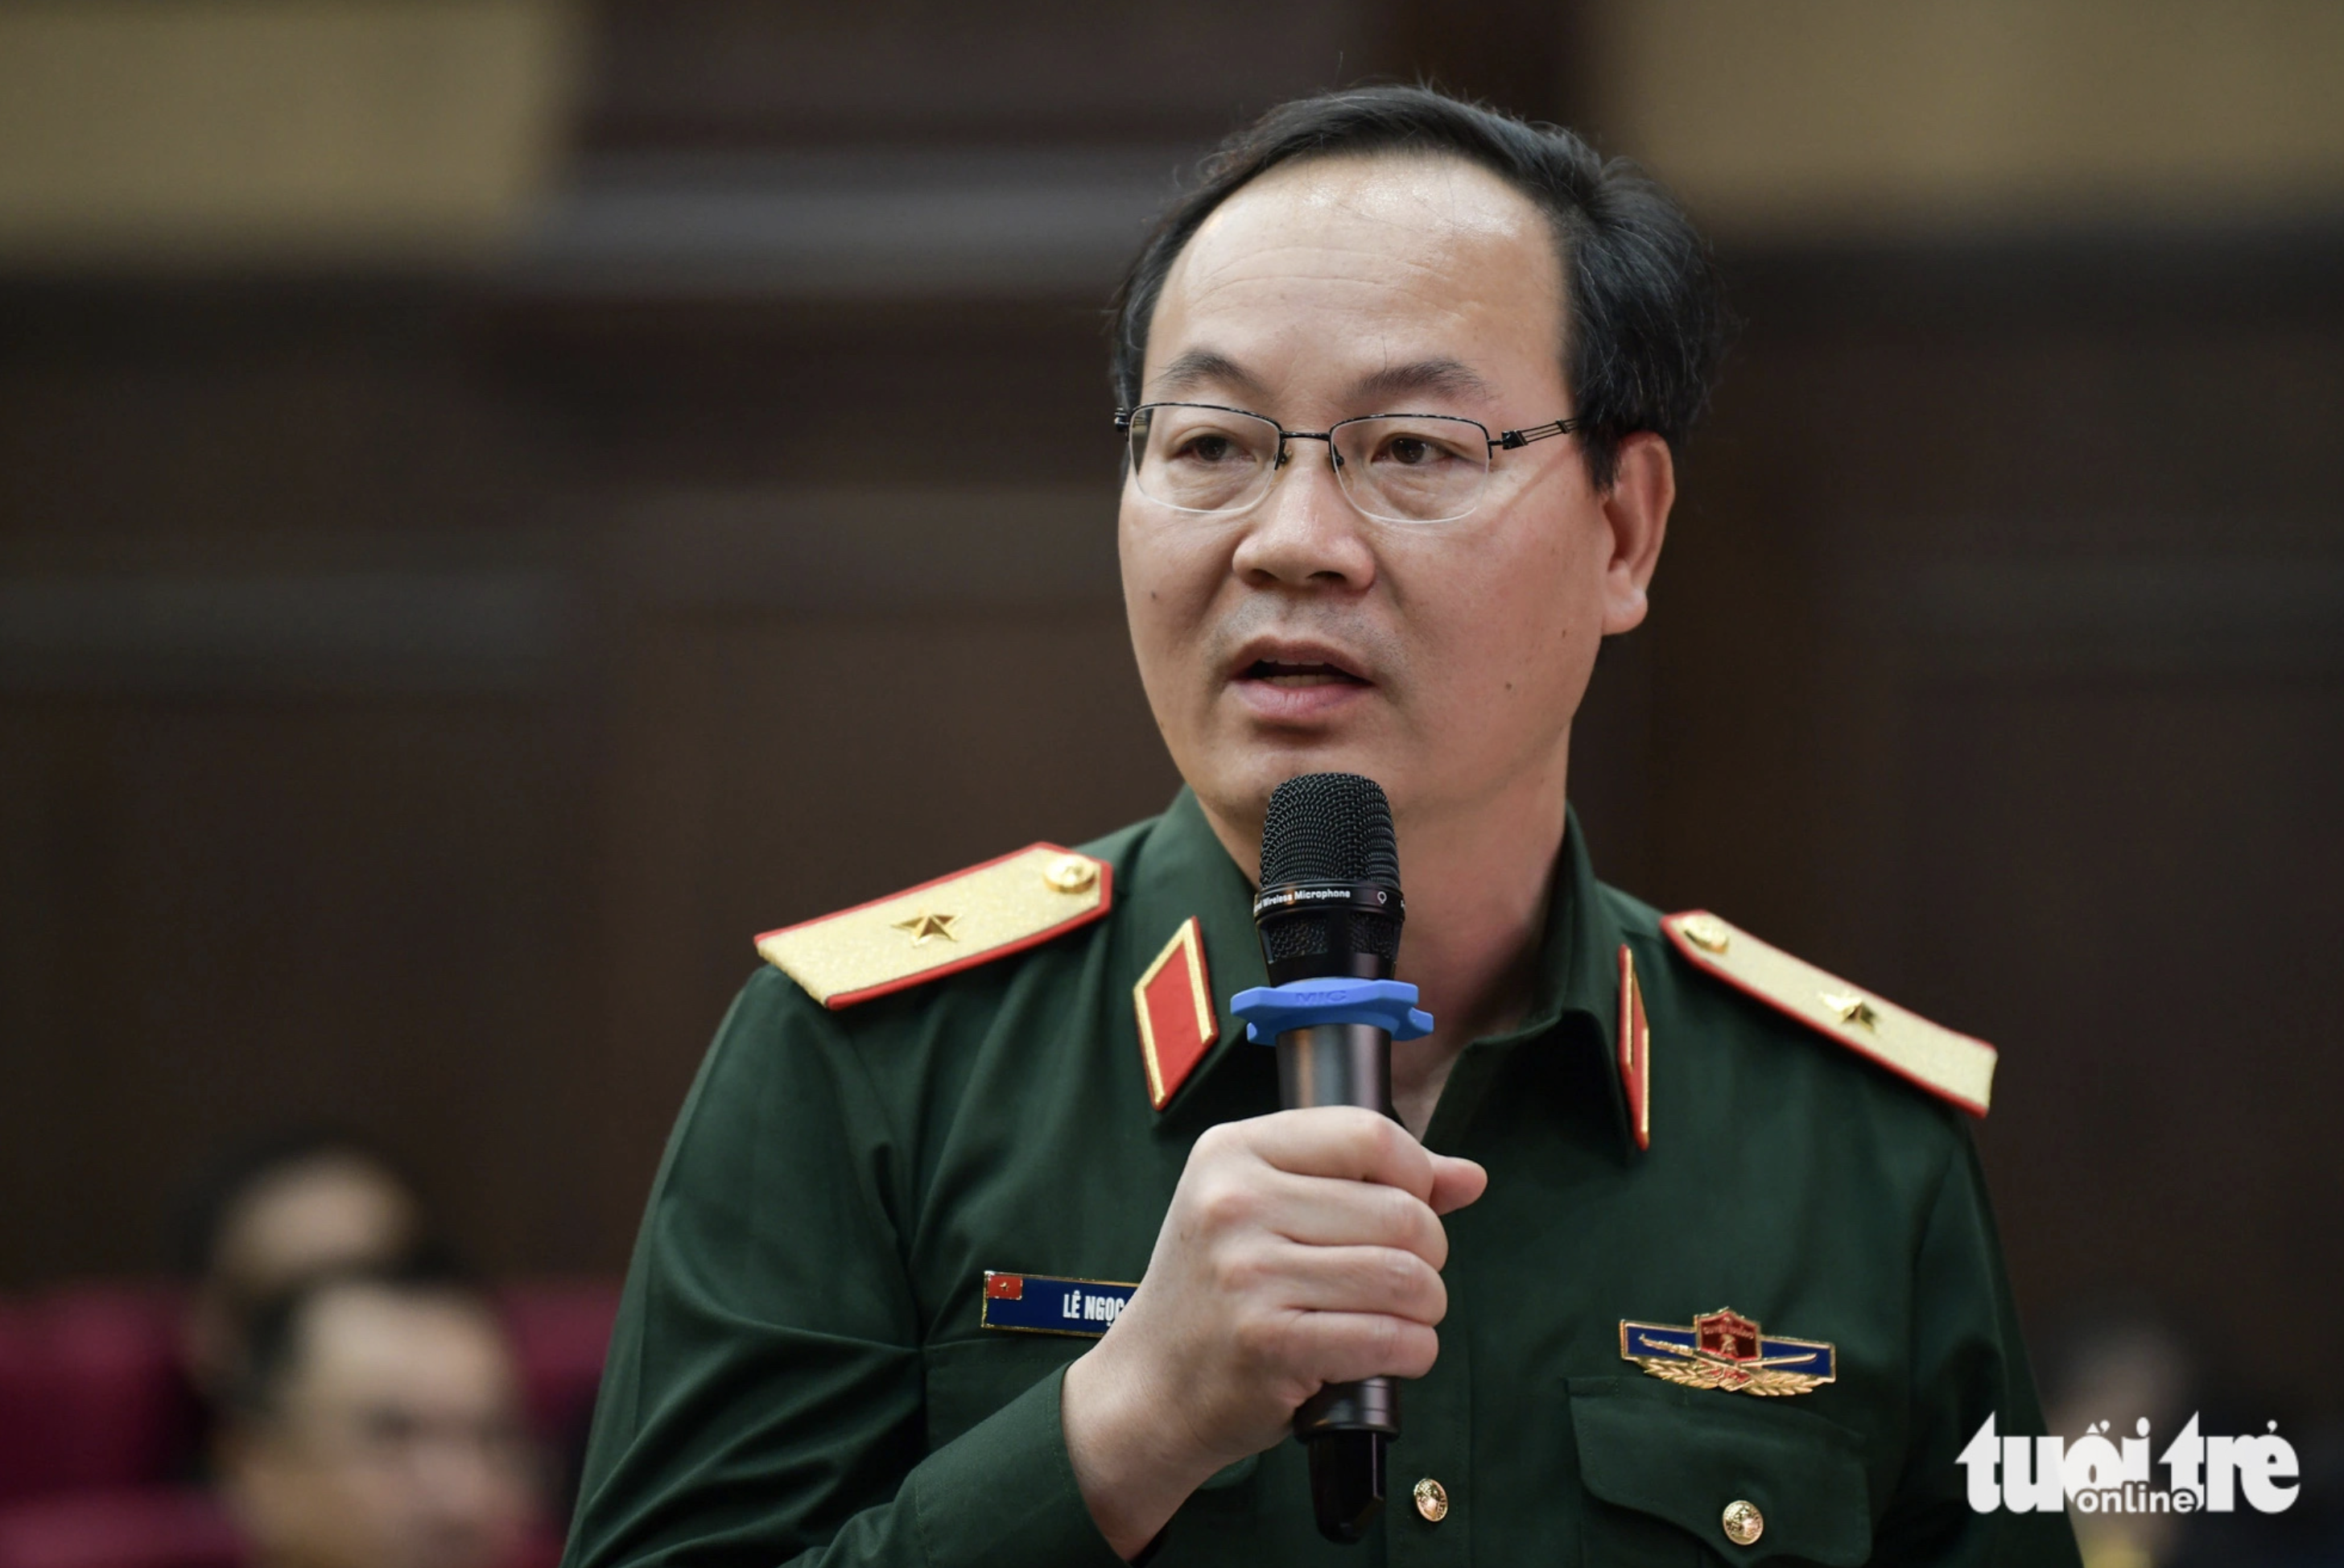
[1232,1107,1438,1203]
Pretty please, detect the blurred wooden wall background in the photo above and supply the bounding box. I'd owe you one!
[3,0,2340,1419]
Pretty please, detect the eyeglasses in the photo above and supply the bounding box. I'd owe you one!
[280,1399,536,1477]
[1116,402,1579,525]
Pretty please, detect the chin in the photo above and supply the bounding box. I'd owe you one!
[1203,732,1405,809]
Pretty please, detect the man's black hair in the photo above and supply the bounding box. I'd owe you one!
[171,1125,421,1281]
[1110,85,1731,491]
[228,1248,488,1422]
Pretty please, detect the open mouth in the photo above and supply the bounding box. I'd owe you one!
[1240,657,1370,689]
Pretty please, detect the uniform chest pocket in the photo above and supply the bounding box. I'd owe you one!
[1569,1376,1871,1566]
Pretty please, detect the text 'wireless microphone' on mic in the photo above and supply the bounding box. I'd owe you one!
[1231,772,1434,1545]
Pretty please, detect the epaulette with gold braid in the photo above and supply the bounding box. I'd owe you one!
[756,844,1112,1009]
[1661,911,1996,1116]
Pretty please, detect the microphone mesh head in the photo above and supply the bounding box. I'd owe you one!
[1261,773,1401,888]
[1258,774,1403,969]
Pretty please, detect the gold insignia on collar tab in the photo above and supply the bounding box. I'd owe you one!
[755,844,1112,1009]
[1661,910,1997,1116]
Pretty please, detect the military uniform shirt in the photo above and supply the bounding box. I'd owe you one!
[565,789,2082,1566]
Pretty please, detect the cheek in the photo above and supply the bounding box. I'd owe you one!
[1120,511,1219,669]
[276,1460,373,1549]
[348,1463,413,1526]
[1406,516,1601,727]
[1522,529,1603,666]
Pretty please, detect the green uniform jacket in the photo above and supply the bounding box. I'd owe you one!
[565,790,2080,1567]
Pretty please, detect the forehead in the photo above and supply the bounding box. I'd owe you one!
[1146,152,1566,402]
[221,1157,414,1291]
[293,1288,513,1408]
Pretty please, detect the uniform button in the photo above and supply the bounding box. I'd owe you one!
[1412,1477,1449,1523]
[1042,854,1097,893]
[1721,1499,1764,1545]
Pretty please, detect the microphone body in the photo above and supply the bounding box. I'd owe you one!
[1269,993,1400,1449]
[1277,1017,1401,1512]
[1276,1019,1394,1123]
[1233,774,1426,1544]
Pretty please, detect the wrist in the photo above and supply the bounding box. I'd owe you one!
[1061,1339,1224,1559]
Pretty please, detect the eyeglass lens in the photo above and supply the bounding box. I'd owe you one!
[1127,404,1492,524]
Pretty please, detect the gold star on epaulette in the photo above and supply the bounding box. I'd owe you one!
[1818,990,1880,1030]
[891,910,959,945]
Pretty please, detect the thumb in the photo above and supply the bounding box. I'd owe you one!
[1426,1153,1488,1216]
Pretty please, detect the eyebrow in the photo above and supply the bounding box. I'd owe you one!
[1348,357,1497,406]
[1147,349,1265,402]
[1145,349,1498,412]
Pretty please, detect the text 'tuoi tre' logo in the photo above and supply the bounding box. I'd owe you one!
[1960,1414,2300,1515]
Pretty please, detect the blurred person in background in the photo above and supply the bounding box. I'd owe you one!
[2040,1311,2196,1568]
[216,1261,541,1568]
[2041,1307,2344,1568]
[177,1132,430,1413]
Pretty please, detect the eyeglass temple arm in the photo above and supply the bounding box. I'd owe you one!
[1493,418,1581,451]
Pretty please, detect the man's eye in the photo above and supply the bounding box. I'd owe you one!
[1174,433,1240,463]
[1378,434,1463,466]
[357,1407,424,1447]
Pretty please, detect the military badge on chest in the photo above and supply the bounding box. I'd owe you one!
[1620,1307,1837,1397]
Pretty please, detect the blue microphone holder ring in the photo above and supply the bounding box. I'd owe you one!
[1228,976,1434,1042]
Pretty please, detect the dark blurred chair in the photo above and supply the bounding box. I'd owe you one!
[501,1280,625,1465]
[0,1491,241,1568]
[0,1289,192,1504]
[0,1497,564,1568]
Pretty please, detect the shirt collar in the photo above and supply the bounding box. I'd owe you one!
[1120,786,1632,1150]
[1473,799,1626,1053]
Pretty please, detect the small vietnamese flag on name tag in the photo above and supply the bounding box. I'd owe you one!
[980,1271,1137,1337]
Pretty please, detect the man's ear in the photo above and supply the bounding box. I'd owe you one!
[1598,431,1673,636]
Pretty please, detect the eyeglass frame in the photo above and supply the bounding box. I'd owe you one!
[1113,400,1583,522]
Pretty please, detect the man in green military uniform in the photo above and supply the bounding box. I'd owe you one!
[566,88,2081,1566]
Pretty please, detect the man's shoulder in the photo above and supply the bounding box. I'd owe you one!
[748,812,1162,1014]
[1608,886,1998,1121]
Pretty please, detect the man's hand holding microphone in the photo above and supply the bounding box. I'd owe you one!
[1063,1108,1486,1557]
[1064,774,1485,1558]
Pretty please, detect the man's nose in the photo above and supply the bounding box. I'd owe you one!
[407,1428,523,1519]
[1229,438,1376,588]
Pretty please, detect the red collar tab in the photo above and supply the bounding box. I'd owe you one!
[1618,943,1652,1151]
[1134,917,1217,1111]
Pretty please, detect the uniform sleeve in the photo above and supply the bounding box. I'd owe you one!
[1870,1127,2082,1566]
[563,969,1128,1568]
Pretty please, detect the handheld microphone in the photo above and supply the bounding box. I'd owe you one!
[1232,773,1430,1544]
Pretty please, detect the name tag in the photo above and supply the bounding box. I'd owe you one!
[980,1271,1137,1338]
